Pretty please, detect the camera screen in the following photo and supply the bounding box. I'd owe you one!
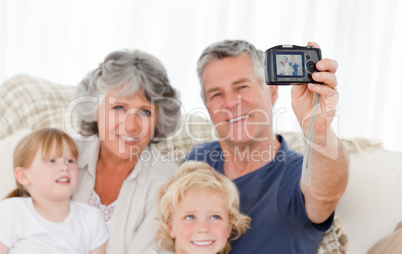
[275,53,304,77]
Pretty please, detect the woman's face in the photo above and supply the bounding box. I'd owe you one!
[97,88,158,162]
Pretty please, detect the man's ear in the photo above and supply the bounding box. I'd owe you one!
[270,85,279,105]
[15,167,31,186]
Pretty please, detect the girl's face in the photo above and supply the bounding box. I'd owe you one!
[21,140,78,202]
[97,89,158,162]
[168,189,232,254]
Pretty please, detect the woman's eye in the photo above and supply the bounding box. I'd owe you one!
[211,215,222,220]
[185,215,195,220]
[112,106,124,111]
[141,109,151,116]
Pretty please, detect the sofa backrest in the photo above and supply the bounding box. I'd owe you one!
[0,74,79,138]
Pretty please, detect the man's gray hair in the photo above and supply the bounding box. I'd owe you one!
[75,49,181,142]
[196,40,265,103]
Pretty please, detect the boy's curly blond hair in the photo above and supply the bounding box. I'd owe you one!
[155,160,251,254]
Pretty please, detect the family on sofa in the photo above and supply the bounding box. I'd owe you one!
[0,39,394,253]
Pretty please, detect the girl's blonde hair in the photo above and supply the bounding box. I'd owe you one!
[155,160,251,254]
[5,128,78,199]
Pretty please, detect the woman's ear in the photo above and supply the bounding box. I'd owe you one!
[15,167,31,186]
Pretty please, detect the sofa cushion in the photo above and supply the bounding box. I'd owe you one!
[367,222,402,254]
[336,147,402,253]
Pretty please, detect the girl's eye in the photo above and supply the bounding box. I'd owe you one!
[211,215,222,220]
[141,109,151,116]
[185,215,195,221]
[47,159,56,163]
[65,159,76,164]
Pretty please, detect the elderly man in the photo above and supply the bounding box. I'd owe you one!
[185,40,348,253]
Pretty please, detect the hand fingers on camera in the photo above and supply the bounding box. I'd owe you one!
[312,72,338,90]
[307,41,320,48]
[316,58,338,74]
[308,83,338,99]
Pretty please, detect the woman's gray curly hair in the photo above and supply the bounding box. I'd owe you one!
[75,49,181,143]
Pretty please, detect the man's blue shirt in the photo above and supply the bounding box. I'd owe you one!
[185,135,333,253]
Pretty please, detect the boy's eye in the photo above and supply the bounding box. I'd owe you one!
[185,215,195,220]
[211,215,222,220]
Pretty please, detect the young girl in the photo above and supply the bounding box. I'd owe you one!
[0,128,108,254]
[151,161,251,254]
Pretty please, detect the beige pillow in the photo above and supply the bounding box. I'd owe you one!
[0,129,33,199]
[368,222,402,254]
[336,147,402,254]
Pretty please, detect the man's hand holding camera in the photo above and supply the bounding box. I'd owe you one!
[292,42,348,224]
[265,41,348,224]
[291,42,339,146]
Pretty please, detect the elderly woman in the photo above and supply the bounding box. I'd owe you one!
[72,49,181,254]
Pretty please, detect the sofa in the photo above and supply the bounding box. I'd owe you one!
[1,74,402,253]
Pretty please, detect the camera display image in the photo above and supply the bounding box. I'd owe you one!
[276,54,303,77]
[264,45,322,85]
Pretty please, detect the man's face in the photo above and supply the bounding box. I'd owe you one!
[202,54,278,146]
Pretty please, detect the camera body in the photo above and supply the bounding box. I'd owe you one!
[264,45,322,85]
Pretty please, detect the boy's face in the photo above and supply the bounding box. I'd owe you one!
[22,140,78,202]
[168,189,232,254]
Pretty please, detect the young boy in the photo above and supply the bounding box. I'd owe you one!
[151,161,250,254]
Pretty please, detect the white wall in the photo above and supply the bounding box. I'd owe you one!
[1,0,401,152]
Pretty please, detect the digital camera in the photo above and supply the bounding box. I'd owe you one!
[264,45,322,85]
